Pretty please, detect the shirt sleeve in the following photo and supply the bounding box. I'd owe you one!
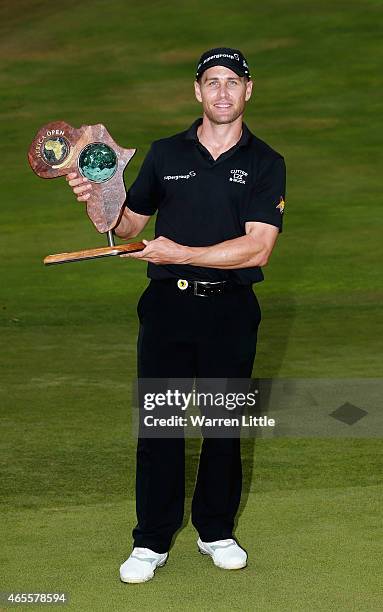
[245,155,286,232]
[126,145,159,216]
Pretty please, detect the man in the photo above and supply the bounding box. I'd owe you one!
[67,47,286,583]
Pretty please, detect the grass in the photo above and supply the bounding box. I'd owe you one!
[2,485,382,611]
[0,0,382,610]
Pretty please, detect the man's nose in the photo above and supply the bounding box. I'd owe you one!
[218,84,230,98]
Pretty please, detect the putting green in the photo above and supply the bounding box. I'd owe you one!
[2,485,382,611]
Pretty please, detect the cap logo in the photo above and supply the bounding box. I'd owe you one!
[201,52,239,66]
[196,50,250,78]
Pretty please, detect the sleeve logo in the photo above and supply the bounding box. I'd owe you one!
[276,196,285,213]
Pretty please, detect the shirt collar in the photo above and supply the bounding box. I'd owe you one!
[184,117,253,148]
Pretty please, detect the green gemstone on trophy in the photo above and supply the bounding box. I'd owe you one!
[42,137,69,165]
[78,143,118,183]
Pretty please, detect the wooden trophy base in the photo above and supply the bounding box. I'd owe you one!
[44,240,145,265]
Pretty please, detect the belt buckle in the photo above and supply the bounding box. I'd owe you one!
[193,281,209,297]
[193,281,225,297]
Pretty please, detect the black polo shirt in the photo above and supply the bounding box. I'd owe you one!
[127,118,286,284]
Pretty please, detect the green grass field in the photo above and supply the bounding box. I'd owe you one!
[1,0,382,610]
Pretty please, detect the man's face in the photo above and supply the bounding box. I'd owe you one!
[194,66,253,125]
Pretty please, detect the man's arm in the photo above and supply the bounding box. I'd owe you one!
[124,221,279,268]
[114,206,151,239]
[182,221,279,268]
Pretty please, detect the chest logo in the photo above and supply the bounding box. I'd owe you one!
[276,196,285,213]
[164,170,196,181]
[229,169,248,184]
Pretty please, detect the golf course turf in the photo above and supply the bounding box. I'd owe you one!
[1,1,382,610]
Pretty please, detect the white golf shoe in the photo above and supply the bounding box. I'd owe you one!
[119,547,168,583]
[197,538,247,570]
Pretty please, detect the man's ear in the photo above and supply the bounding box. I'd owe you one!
[194,79,202,103]
[245,79,254,102]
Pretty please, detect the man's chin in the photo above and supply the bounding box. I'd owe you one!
[205,109,243,125]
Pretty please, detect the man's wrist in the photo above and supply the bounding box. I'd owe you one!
[179,245,205,265]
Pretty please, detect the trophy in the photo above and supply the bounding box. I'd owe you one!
[28,121,145,264]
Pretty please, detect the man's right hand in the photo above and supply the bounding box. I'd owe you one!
[65,172,92,202]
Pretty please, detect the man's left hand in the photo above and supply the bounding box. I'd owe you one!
[120,236,188,265]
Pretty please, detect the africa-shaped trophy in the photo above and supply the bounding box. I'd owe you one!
[28,121,145,264]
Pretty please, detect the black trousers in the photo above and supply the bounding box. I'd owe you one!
[132,280,261,553]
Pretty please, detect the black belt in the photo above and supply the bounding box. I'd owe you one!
[152,278,250,297]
